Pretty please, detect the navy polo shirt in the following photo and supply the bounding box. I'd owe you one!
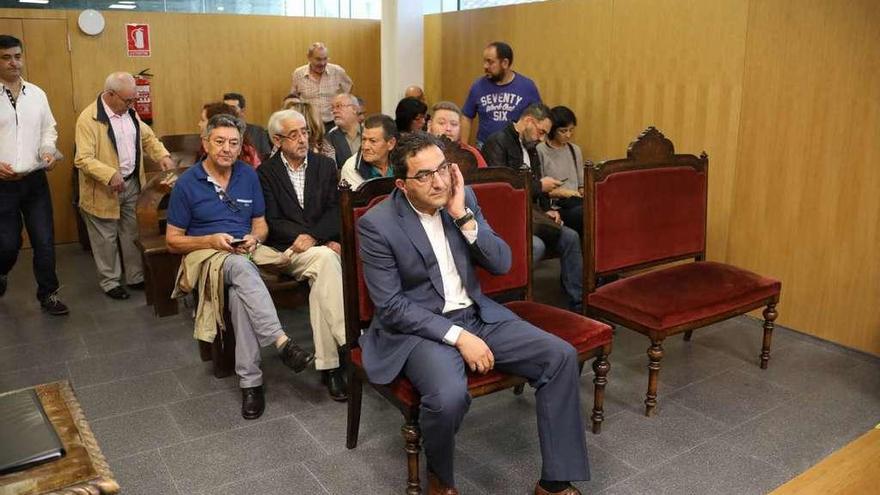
[166,160,266,238]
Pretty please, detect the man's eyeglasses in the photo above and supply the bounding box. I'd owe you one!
[405,161,452,184]
[217,188,240,213]
[111,90,137,106]
[276,129,310,142]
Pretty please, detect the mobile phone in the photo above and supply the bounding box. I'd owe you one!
[230,238,247,247]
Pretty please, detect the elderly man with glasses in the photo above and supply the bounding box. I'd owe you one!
[165,113,315,419]
[74,71,174,300]
[257,109,348,401]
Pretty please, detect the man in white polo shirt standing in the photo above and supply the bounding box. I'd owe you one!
[0,35,67,315]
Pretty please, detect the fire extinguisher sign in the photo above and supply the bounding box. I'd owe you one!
[126,24,151,57]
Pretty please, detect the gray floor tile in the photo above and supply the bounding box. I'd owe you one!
[456,393,540,454]
[81,319,193,356]
[586,402,728,470]
[739,338,864,394]
[68,340,199,388]
[0,310,96,345]
[601,439,790,495]
[110,449,180,495]
[691,317,810,364]
[166,387,297,439]
[76,371,188,420]
[161,416,324,494]
[304,434,416,495]
[173,361,239,397]
[0,363,70,393]
[294,388,399,454]
[0,335,87,373]
[90,406,185,460]
[202,464,328,495]
[666,369,794,426]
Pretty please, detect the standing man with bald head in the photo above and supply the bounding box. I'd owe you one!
[75,71,173,300]
[291,42,353,134]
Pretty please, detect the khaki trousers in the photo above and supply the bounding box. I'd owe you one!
[286,245,346,370]
[81,178,143,292]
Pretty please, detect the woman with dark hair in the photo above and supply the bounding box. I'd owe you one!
[394,96,428,134]
[538,105,584,236]
[197,102,262,168]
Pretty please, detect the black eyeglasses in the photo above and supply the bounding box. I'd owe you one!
[217,188,240,213]
[405,161,452,184]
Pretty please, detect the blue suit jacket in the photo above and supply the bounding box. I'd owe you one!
[357,187,519,384]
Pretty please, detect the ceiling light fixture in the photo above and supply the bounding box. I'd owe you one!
[19,0,50,5]
[108,3,137,9]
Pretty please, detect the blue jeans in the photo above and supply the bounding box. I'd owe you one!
[0,170,59,300]
[532,226,583,309]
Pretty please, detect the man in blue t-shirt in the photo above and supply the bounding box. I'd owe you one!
[165,114,314,420]
[461,41,542,147]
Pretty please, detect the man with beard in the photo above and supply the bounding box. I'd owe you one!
[460,41,542,148]
[483,103,583,313]
[357,132,590,495]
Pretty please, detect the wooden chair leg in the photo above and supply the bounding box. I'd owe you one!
[198,341,212,362]
[645,339,664,416]
[346,372,363,449]
[683,330,693,341]
[590,346,611,433]
[760,302,777,369]
[513,384,525,395]
[402,417,422,495]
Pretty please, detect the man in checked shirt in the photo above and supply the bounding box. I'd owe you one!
[290,42,354,135]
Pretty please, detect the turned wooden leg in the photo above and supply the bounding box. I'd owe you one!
[402,418,422,495]
[591,346,611,433]
[645,340,664,416]
[683,330,693,341]
[760,303,777,369]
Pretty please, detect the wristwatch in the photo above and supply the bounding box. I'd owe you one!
[453,208,474,228]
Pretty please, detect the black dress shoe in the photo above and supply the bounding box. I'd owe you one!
[241,386,265,419]
[40,292,70,316]
[278,339,315,373]
[105,286,130,300]
[127,281,145,290]
[322,369,348,402]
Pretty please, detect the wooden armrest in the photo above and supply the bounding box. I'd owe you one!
[137,235,169,255]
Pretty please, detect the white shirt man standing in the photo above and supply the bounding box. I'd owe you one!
[0,35,67,315]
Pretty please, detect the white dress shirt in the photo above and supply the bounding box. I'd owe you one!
[0,79,57,174]
[409,199,478,346]
[101,96,137,178]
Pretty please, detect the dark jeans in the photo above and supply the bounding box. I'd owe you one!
[0,169,59,300]
[556,197,583,237]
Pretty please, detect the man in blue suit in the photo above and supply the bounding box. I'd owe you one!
[357,132,589,495]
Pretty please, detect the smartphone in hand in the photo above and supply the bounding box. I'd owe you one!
[230,238,247,247]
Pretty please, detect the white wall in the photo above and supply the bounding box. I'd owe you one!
[381,0,424,115]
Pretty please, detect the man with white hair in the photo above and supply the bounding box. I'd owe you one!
[325,92,362,167]
[74,71,174,300]
[258,109,348,400]
[291,42,353,133]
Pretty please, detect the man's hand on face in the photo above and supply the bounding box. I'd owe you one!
[291,233,317,254]
[455,330,495,374]
[444,163,467,219]
[0,162,21,181]
[108,172,126,193]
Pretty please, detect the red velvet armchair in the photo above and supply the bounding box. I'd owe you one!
[341,167,613,494]
[583,127,781,416]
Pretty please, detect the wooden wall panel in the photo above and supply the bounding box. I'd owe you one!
[730,0,880,354]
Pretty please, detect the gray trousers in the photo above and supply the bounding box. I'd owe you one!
[223,255,286,388]
[403,306,590,487]
[81,178,143,291]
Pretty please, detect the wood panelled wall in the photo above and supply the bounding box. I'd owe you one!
[0,8,380,244]
[425,0,880,355]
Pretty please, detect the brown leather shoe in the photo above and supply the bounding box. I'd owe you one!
[428,470,459,495]
[534,482,582,495]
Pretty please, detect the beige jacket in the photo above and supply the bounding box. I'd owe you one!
[173,246,294,343]
[74,96,169,219]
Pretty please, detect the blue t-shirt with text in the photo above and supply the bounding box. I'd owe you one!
[166,160,266,239]
[462,73,542,144]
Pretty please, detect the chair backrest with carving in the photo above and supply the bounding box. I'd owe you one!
[339,167,534,349]
[585,127,709,289]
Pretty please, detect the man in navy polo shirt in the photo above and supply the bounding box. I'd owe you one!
[165,114,314,420]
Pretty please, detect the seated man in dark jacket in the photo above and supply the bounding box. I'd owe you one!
[482,103,583,311]
[258,109,348,401]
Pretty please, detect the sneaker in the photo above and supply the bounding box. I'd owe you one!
[0,275,6,297]
[40,292,70,316]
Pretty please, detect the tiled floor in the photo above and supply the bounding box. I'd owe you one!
[1,244,878,494]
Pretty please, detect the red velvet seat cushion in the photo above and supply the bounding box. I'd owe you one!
[588,261,781,331]
[350,303,611,409]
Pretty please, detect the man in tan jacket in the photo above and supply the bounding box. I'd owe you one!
[74,72,173,300]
